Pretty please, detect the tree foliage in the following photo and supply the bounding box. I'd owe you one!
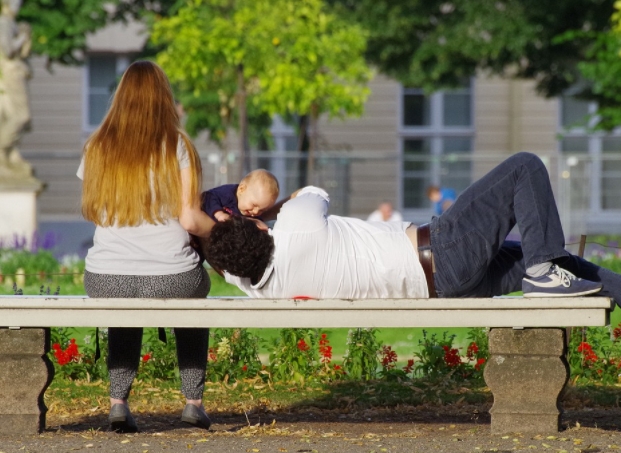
[17,0,112,65]
[151,0,371,152]
[328,0,615,99]
[575,4,621,130]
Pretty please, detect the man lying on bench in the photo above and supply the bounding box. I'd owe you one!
[201,153,620,304]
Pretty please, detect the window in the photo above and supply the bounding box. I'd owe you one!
[84,55,131,130]
[400,83,474,210]
[559,94,621,212]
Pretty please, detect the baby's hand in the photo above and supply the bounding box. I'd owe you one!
[214,210,231,222]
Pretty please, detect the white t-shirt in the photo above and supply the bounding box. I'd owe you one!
[367,209,403,222]
[225,187,429,299]
[77,137,199,275]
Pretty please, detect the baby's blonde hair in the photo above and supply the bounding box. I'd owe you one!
[241,169,280,198]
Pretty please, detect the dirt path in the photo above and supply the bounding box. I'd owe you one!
[1,405,621,452]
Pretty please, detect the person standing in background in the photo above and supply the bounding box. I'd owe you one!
[367,201,403,222]
[427,185,456,215]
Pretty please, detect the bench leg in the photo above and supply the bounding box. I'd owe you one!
[0,328,54,435]
[484,328,568,434]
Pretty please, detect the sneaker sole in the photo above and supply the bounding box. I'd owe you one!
[523,287,602,297]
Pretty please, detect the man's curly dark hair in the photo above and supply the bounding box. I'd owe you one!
[203,216,274,284]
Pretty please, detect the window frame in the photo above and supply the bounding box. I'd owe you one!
[398,82,475,216]
[82,54,131,135]
[558,95,621,214]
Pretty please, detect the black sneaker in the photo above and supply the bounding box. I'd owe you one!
[522,264,602,297]
[109,404,138,433]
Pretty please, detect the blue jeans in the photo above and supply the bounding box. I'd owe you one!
[429,152,621,305]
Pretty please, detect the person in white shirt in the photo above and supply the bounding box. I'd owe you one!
[201,153,618,303]
[215,186,426,299]
[367,201,403,222]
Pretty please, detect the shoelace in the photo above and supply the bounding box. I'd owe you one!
[551,265,577,288]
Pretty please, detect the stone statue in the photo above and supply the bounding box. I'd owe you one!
[0,0,32,178]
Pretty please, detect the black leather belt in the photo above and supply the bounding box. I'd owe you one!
[416,223,437,298]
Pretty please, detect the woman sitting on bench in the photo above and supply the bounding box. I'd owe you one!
[79,61,216,433]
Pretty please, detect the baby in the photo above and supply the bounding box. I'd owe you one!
[201,169,280,222]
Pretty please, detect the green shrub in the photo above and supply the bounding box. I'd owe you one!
[50,327,108,381]
[0,249,84,289]
[342,328,382,380]
[207,328,263,382]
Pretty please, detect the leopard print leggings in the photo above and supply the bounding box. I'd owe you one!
[84,266,210,400]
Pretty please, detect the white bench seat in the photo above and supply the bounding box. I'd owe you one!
[0,296,612,328]
[0,295,613,436]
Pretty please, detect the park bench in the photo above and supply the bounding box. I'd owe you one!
[0,295,613,436]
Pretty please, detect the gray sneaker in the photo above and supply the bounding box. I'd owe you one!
[109,404,138,433]
[181,403,212,430]
[522,264,602,297]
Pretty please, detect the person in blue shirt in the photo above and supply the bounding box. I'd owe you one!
[201,169,279,222]
[427,185,456,215]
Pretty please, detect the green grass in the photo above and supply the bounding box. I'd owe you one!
[46,375,491,417]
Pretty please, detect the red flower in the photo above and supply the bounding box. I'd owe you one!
[443,347,461,367]
[142,353,152,363]
[474,358,486,371]
[297,339,309,352]
[319,333,332,363]
[613,325,621,339]
[403,359,415,374]
[577,342,598,364]
[577,342,593,353]
[381,345,398,369]
[52,338,80,366]
[242,364,248,372]
[208,348,217,362]
[466,342,479,360]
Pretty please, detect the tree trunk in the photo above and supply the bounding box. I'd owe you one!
[296,115,309,187]
[236,64,249,180]
[306,102,319,186]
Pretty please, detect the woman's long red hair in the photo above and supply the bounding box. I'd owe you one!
[81,60,201,227]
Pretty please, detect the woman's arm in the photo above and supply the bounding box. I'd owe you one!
[178,167,216,237]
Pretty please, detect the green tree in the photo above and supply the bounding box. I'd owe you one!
[573,4,621,130]
[151,0,371,181]
[256,0,371,182]
[152,0,274,177]
[328,0,615,99]
[18,0,112,66]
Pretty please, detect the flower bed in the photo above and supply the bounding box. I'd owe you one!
[3,244,621,386]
